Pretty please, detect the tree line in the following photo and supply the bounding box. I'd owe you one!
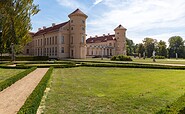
[126,36,185,58]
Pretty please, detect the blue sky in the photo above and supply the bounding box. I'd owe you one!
[32,0,185,44]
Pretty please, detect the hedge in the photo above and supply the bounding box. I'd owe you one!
[151,56,165,59]
[18,67,53,114]
[111,55,133,61]
[81,63,185,70]
[0,67,36,91]
[0,56,49,61]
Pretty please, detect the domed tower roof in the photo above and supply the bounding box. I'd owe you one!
[114,24,127,31]
[68,8,88,18]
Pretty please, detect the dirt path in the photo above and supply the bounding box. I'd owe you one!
[0,68,49,114]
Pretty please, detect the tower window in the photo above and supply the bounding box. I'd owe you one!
[71,20,73,23]
[117,32,119,34]
[71,36,73,44]
[81,36,85,43]
[82,20,85,23]
[71,27,73,30]
[82,27,85,31]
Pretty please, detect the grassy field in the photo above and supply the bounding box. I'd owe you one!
[0,68,25,83]
[44,67,185,114]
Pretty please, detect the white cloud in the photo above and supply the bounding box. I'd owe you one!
[94,0,103,5]
[56,0,86,9]
[87,0,185,43]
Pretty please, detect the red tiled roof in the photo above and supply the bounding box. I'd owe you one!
[86,34,116,44]
[34,21,69,36]
[68,8,88,18]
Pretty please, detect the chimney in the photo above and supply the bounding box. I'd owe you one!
[90,36,92,38]
[95,35,98,38]
[43,26,46,29]
[103,34,105,37]
[52,23,55,27]
[38,28,42,31]
[108,33,110,36]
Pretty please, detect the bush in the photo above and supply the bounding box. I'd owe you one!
[151,56,165,59]
[0,56,49,61]
[0,67,36,91]
[81,62,185,70]
[111,55,132,61]
[18,67,53,114]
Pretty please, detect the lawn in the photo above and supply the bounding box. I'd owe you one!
[0,68,25,83]
[44,67,185,114]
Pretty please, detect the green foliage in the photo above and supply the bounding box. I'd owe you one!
[157,40,167,57]
[151,56,165,59]
[111,55,132,61]
[0,56,49,61]
[0,0,39,52]
[18,67,53,114]
[0,67,36,91]
[126,38,135,56]
[81,62,185,70]
[136,43,145,57]
[168,36,185,58]
[143,38,157,58]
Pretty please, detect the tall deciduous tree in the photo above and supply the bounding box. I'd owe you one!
[156,40,167,57]
[143,38,157,57]
[136,43,145,57]
[0,0,39,53]
[168,36,184,58]
[126,38,135,56]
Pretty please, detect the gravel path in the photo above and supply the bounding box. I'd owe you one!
[0,68,49,114]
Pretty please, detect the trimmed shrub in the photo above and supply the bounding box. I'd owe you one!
[151,56,165,59]
[81,62,185,70]
[111,55,132,61]
[18,67,53,114]
[0,56,49,61]
[0,67,36,91]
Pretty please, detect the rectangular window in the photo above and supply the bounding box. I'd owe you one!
[82,27,85,31]
[61,47,64,53]
[71,27,73,30]
[41,39,42,46]
[52,37,54,45]
[52,47,54,56]
[55,36,57,44]
[82,20,85,24]
[55,47,57,56]
[61,36,64,44]
[50,37,51,45]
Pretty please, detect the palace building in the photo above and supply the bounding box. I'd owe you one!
[23,9,127,59]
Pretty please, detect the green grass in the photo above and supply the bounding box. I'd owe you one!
[0,68,25,83]
[44,67,185,114]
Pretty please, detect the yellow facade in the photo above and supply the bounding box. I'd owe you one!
[23,9,127,59]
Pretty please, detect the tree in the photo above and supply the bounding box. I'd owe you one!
[0,0,39,58]
[168,36,184,58]
[126,38,135,56]
[156,40,167,57]
[143,38,157,58]
[137,43,145,57]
